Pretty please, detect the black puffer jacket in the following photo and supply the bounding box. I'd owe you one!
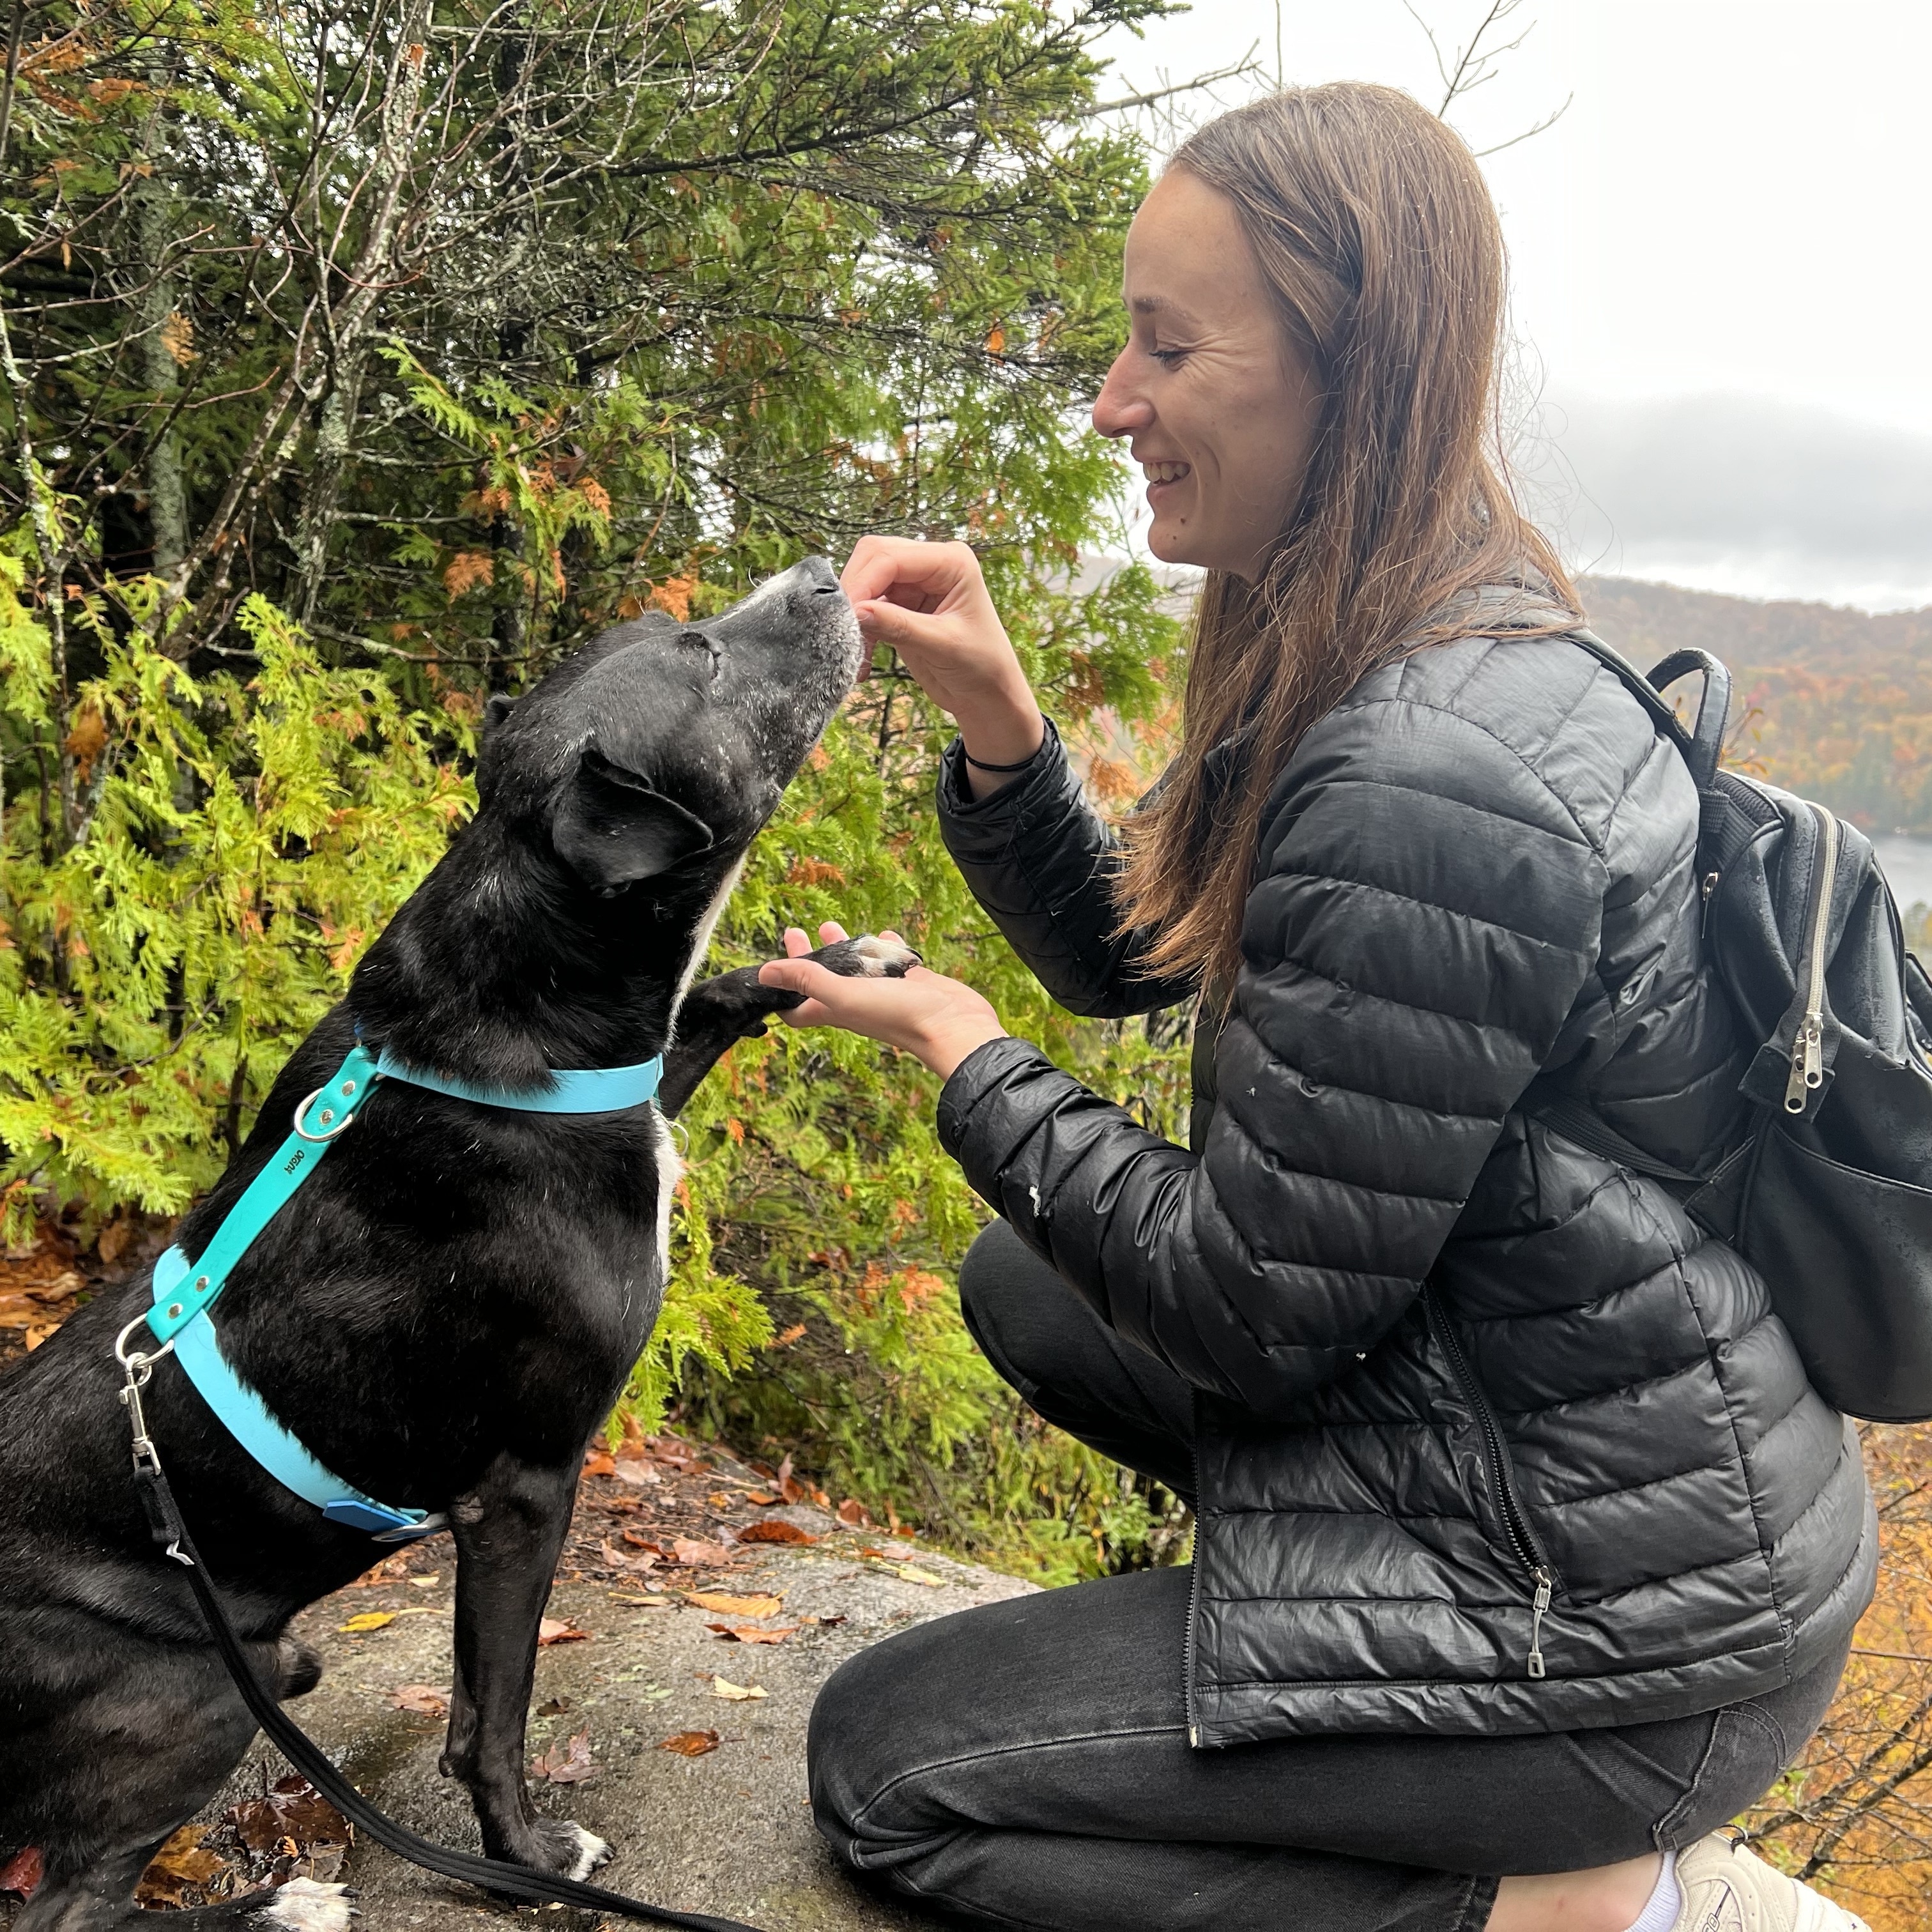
[935,620,1875,1747]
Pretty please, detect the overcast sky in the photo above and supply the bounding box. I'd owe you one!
[1089,1,1932,612]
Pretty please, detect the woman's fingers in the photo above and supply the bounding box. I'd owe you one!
[840,535,979,610]
[781,922,848,958]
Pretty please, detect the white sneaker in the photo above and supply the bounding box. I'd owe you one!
[1673,1836,1872,1932]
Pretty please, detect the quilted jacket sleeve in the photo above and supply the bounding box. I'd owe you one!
[935,720,1197,1019]
[935,684,1610,1416]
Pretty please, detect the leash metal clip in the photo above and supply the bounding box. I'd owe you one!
[114,1316,191,1564]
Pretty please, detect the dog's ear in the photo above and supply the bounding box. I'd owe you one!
[553,747,715,891]
[484,693,518,735]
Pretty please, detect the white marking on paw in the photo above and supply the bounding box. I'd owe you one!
[852,933,918,975]
[567,1823,613,1881]
[257,1878,357,1932]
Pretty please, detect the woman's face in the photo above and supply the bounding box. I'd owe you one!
[1094,169,1323,583]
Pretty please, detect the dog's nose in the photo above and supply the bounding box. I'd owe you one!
[798,555,840,593]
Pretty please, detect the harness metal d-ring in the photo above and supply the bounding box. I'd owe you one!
[291,1085,360,1142]
[114,1313,175,1381]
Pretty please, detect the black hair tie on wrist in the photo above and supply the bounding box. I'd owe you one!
[962,746,1037,773]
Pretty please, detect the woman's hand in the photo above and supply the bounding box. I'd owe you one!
[841,537,1044,788]
[760,923,1008,1080]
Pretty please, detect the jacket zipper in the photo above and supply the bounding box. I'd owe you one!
[1426,1288,1553,1681]
[1184,1429,1204,1746]
[1784,804,1839,1114]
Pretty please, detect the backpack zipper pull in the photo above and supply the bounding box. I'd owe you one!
[1785,1014,1823,1114]
[1528,1568,1551,1680]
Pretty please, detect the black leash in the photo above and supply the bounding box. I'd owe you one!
[116,1337,771,1931]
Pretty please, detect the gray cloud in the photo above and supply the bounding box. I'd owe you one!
[1515,394,1932,610]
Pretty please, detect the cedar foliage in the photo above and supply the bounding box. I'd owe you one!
[1,0,1192,1579]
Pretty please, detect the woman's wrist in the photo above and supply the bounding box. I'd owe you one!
[916,1017,1010,1082]
[954,699,1045,798]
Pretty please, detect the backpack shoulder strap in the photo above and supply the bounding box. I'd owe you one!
[1566,628,1733,793]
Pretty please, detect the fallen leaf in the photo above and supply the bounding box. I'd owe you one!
[0,1847,42,1901]
[707,1624,797,1644]
[859,1547,887,1559]
[583,1450,615,1477]
[895,1565,946,1587]
[710,1676,767,1701]
[537,1616,589,1645]
[659,1729,720,1757]
[707,1491,731,1506]
[776,1454,807,1504]
[620,1529,663,1552]
[394,1606,445,1616]
[610,1593,673,1608]
[736,1519,816,1545]
[671,1536,735,1567]
[226,1777,351,1859]
[349,1554,411,1588]
[337,1611,395,1633]
[406,1572,440,1589]
[744,1490,779,1506]
[801,1614,847,1628]
[531,1726,597,1784]
[135,1827,229,1906]
[612,1458,657,1485]
[388,1683,449,1715]
[601,1535,659,1574]
[836,1498,872,1528]
[686,1591,783,1618]
[537,1698,571,1715]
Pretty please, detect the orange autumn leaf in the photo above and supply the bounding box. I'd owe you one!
[537,1616,589,1645]
[686,1591,782,1618]
[736,1518,816,1545]
[659,1729,719,1757]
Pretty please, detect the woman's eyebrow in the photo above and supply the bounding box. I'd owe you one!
[1129,293,1201,326]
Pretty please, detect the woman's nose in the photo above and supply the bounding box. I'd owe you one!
[1092,350,1152,440]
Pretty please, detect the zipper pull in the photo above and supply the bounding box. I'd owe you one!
[1784,1016,1823,1114]
[1528,1568,1551,1681]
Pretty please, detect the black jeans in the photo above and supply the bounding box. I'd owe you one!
[807,1221,1846,1931]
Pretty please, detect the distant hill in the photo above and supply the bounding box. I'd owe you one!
[1578,576,1932,671]
[1577,576,1932,834]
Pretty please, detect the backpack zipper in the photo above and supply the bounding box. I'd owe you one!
[1425,1287,1554,1680]
[1784,804,1840,1114]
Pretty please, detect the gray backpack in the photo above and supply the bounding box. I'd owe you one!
[1535,632,1932,1422]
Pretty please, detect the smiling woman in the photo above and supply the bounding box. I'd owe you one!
[763,80,1876,1932]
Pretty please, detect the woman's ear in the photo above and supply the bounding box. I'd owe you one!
[551,746,715,892]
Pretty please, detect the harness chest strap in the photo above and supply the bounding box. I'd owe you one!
[143,1039,664,1540]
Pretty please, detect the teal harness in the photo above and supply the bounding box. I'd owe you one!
[141,1039,664,1540]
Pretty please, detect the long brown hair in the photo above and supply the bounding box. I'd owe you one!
[1114,83,1580,993]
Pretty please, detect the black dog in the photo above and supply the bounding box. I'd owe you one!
[0,556,914,1931]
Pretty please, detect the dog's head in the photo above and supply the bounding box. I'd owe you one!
[477,555,862,898]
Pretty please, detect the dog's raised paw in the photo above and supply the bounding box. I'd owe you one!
[820,933,920,978]
[567,1823,613,1882]
[257,1878,357,1932]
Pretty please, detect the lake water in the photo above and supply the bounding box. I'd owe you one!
[1872,834,1932,914]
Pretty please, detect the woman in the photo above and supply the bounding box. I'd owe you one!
[758,85,1875,1932]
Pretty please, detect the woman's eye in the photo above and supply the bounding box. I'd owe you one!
[1148,346,1187,366]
